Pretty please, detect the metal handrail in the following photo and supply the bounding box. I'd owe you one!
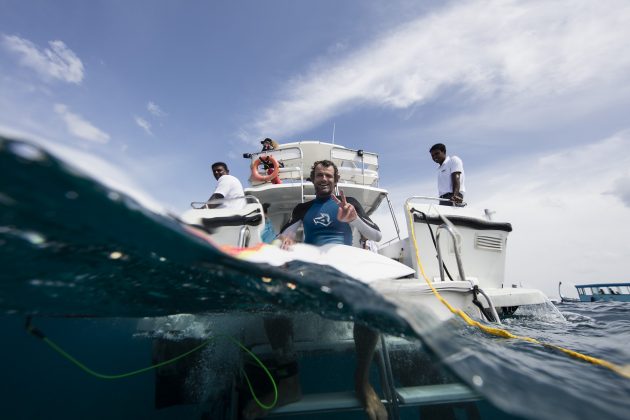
[238,226,251,248]
[436,215,501,323]
[435,222,467,282]
[386,195,401,241]
[476,287,502,324]
[190,195,261,209]
[247,146,307,202]
[404,195,467,208]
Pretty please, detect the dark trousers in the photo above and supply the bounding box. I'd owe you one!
[439,192,463,206]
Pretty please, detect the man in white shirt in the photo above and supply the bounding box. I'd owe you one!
[207,162,245,209]
[429,143,465,206]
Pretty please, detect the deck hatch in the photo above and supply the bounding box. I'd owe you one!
[475,234,503,251]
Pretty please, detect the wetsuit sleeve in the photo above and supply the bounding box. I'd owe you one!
[279,202,310,239]
[280,219,301,239]
[346,197,382,242]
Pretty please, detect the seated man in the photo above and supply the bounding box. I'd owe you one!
[244,160,386,420]
[207,161,244,209]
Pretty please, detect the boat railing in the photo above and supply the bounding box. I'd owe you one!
[190,195,261,209]
[248,146,305,182]
[435,213,502,323]
[246,146,308,200]
[405,195,473,282]
[405,195,467,208]
[246,144,380,202]
[330,146,379,187]
[435,218,467,283]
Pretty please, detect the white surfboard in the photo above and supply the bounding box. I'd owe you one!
[232,243,415,284]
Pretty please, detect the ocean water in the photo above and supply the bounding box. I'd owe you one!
[1,136,629,419]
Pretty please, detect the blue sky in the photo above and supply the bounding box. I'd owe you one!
[2,0,630,297]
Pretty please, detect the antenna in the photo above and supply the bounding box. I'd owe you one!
[332,123,336,144]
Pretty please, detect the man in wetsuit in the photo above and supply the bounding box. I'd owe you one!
[278,160,381,248]
[243,160,386,420]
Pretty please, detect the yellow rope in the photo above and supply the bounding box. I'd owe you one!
[406,205,630,379]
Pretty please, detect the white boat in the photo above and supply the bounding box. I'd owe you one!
[170,140,555,417]
[182,140,549,322]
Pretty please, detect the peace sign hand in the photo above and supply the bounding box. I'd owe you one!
[332,190,357,223]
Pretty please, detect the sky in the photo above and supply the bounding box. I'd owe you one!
[2,0,630,298]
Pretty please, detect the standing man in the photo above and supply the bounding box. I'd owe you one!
[207,162,244,209]
[244,160,386,420]
[429,143,465,206]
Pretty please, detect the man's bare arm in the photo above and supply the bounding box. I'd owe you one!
[451,172,463,203]
[205,193,224,209]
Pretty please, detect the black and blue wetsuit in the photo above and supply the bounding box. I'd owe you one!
[280,195,381,246]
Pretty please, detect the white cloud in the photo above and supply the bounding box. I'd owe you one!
[1,34,85,84]
[147,101,166,117]
[54,104,110,143]
[244,0,630,139]
[134,116,153,135]
[607,176,630,208]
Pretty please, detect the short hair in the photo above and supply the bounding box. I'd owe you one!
[211,162,229,171]
[429,143,446,153]
[310,160,339,182]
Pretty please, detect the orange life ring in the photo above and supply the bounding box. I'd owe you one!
[251,155,280,182]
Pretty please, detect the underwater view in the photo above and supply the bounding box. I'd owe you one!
[2,136,630,420]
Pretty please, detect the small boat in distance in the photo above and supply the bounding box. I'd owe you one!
[558,281,579,303]
[575,282,630,302]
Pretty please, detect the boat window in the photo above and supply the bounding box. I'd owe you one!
[582,288,592,295]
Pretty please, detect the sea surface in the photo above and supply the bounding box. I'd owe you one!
[1,135,629,419]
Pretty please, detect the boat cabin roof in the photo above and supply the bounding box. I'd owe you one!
[245,140,380,188]
[576,283,630,288]
[243,140,387,230]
